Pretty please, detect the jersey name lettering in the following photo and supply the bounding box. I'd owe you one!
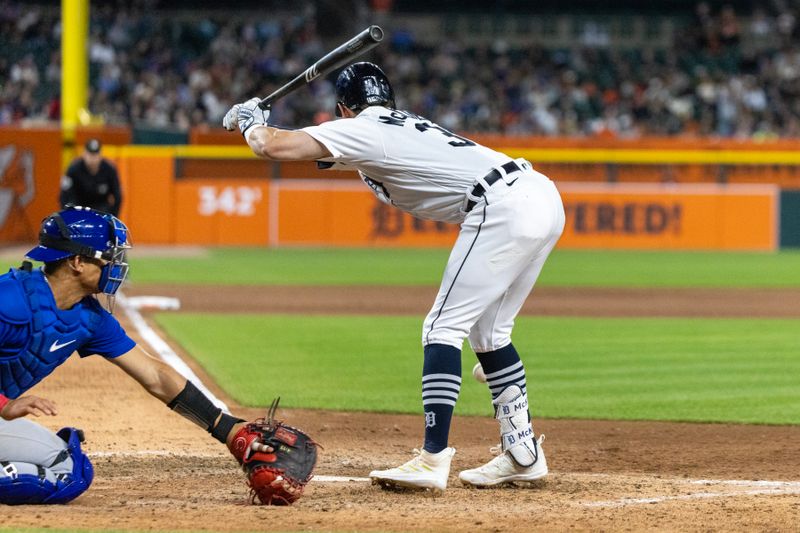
[378,112,406,126]
[377,110,425,126]
[378,110,475,147]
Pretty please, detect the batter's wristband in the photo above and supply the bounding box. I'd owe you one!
[0,394,10,417]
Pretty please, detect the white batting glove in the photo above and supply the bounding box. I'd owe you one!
[238,97,271,139]
[222,98,271,138]
[222,103,241,132]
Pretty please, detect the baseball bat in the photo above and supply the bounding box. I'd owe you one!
[257,25,384,110]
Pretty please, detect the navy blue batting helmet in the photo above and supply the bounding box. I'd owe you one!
[335,62,395,116]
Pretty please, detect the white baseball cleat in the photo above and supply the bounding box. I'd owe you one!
[459,435,548,487]
[369,447,455,493]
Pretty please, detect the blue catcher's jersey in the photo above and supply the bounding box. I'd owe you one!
[0,267,136,399]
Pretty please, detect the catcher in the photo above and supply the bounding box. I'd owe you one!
[0,206,317,506]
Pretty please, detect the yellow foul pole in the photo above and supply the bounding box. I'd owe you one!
[61,0,89,143]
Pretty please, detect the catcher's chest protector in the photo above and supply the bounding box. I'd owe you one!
[0,269,100,398]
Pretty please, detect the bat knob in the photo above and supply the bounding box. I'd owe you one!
[369,25,384,42]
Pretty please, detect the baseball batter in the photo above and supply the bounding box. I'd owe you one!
[224,62,565,492]
[0,206,279,504]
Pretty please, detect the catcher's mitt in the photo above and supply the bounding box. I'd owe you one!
[228,398,318,505]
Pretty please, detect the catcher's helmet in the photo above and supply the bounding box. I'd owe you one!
[335,62,395,117]
[26,206,131,295]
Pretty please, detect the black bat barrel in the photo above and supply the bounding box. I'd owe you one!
[258,26,384,110]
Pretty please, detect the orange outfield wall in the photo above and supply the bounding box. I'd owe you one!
[113,148,271,246]
[275,182,458,247]
[174,179,270,245]
[0,128,62,242]
[116,155,175,243]
[108,147,779,250]
[271,181,778,251]
[60,150,789,251]
[555,183,778,250]
[0,133,781,250]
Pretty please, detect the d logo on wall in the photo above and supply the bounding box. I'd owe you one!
[0,145,36,241]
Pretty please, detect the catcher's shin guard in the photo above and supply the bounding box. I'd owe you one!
[494,385,537,467]
[0,461,60,505]
[0,427,93,505]
[44,427,94,504]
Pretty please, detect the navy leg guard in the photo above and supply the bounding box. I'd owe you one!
[44,427,93,504]
[0,427,94,505]
[0,462,59,505]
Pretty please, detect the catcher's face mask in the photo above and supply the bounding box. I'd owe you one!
[96,216,131,297]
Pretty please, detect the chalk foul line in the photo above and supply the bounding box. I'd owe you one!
[86,451,800,497]
[116,291,228,412]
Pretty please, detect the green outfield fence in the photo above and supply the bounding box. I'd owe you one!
[781,190,800,247]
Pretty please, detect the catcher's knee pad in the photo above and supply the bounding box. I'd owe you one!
[0,428,93,505]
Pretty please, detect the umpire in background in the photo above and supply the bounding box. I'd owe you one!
[59,138,122,216]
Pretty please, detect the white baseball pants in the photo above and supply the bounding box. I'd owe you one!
[422,165,565,352]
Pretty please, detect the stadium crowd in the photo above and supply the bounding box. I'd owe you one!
[3,1,800,138]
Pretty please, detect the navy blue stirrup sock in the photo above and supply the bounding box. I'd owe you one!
[422,343,462,454]
[476,343,528,400]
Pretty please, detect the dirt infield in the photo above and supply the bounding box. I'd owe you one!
[4,285,799,532]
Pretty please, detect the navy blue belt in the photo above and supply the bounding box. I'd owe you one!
[465,161,521,213]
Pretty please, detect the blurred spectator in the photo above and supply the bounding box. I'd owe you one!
[719,5,741,48]
[60,139,123,217]
[6,1,800,139]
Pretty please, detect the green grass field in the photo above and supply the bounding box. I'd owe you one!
[131,248,796,427]
[3,247,800,286]
[155,313,800,425]
[3,247,797,425]
[123,248,800,287]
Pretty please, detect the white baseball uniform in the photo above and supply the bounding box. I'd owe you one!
[303,107,565,352]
